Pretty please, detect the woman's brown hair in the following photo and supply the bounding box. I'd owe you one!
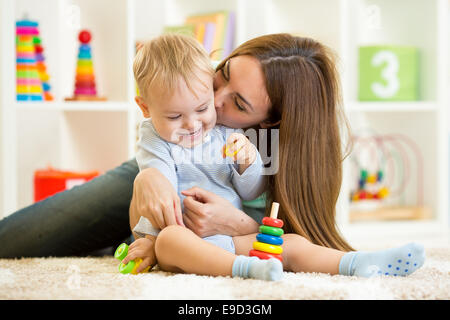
[217,33,354,251]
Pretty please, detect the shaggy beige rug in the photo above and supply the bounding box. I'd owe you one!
[1,245,449,300]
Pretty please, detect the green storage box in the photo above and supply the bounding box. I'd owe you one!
[358,46,419,101]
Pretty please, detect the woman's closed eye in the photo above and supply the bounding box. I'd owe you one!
[234,96,246,112]
[219,60,249,113]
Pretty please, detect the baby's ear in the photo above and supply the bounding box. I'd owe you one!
[135,96,151,118]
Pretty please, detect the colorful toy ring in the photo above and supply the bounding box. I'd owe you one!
[262,217,284,228]
[119,260,136,274]
[224,145,238,157]
[114,243,128,260]
[259,225,284,236]
[256,233,283,246]
[253,241,283,254]
[249,249,283,262]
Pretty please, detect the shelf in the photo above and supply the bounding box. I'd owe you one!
[346,101,439,113]
[15,101,133,112]
[344,0,440,102]
[349,205,432,222]
[341,220,449,247]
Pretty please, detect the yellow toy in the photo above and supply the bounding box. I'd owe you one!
[114,243,150,275]
[224,143,239,157]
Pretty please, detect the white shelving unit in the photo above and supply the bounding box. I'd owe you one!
[0,0,136,214]
[339,0,449,247]
[1,0,448,247]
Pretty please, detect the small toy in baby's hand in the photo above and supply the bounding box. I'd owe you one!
[224,142,239,157]
[249,202,284,262]
[114,243,150,275]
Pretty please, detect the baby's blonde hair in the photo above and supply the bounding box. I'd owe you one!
[133,33,214,100]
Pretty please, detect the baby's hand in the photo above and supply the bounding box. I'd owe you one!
[223,132,257,173]
[121,236,157,273]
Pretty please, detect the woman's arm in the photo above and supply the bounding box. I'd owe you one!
[129,170,260,238]
[129,167,184,235]
[181,187,259,237]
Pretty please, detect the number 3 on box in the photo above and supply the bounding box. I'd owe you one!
[371,50,400,99]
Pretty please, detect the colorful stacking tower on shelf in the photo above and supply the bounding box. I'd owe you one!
[16,19,49,101]
[34,30,53,101]
[16,19,53,101]
[16,20,41,101]
[65,30,106,101]
[249,202,284,262]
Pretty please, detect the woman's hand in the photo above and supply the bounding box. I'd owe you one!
[132,167,184,230]
[122,236,157,273]
[181,187,259,238]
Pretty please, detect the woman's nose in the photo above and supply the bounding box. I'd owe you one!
[214,88,226,109]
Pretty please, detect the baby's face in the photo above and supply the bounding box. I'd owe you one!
[147,72,216,148]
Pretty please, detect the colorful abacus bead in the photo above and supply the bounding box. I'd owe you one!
[114,243,150,275]
[249,214,284,262]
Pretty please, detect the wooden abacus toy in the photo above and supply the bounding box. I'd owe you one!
[249,202,284,262]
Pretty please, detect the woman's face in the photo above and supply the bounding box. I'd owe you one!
[213,55,271,129]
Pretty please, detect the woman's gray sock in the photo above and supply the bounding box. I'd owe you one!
[339,242,425,277]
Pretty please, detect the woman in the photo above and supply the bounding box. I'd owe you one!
[127,34,424,278]
[0,33,359,257]
[130,33,354,252]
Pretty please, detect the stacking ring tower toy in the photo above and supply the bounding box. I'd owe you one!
[65,30,106,101]
[249,202,284,262]
[16,19,53,101]
[114,243,150,275]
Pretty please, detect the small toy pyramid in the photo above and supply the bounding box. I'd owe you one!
[65,30,106,101]
[34,32,53,101]
[16,20,41,101]
[249,202,284,262]
[16,19,53,102]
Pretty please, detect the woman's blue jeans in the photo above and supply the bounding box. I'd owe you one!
[0,159,139,258]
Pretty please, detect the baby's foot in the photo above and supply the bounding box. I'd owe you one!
[232,255,283,281]
[339,242,425,277]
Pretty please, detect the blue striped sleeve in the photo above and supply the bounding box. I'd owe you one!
[136,119,178,191]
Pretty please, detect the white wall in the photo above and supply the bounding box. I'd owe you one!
[0,3,3,218]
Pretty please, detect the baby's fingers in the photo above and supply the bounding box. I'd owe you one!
[225,137,245,159]
[121,247,140,265]
[136,256,153,273]
[121,254,133,266]
[225,133,244,147]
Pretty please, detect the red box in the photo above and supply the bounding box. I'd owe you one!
[34,167,100,202]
